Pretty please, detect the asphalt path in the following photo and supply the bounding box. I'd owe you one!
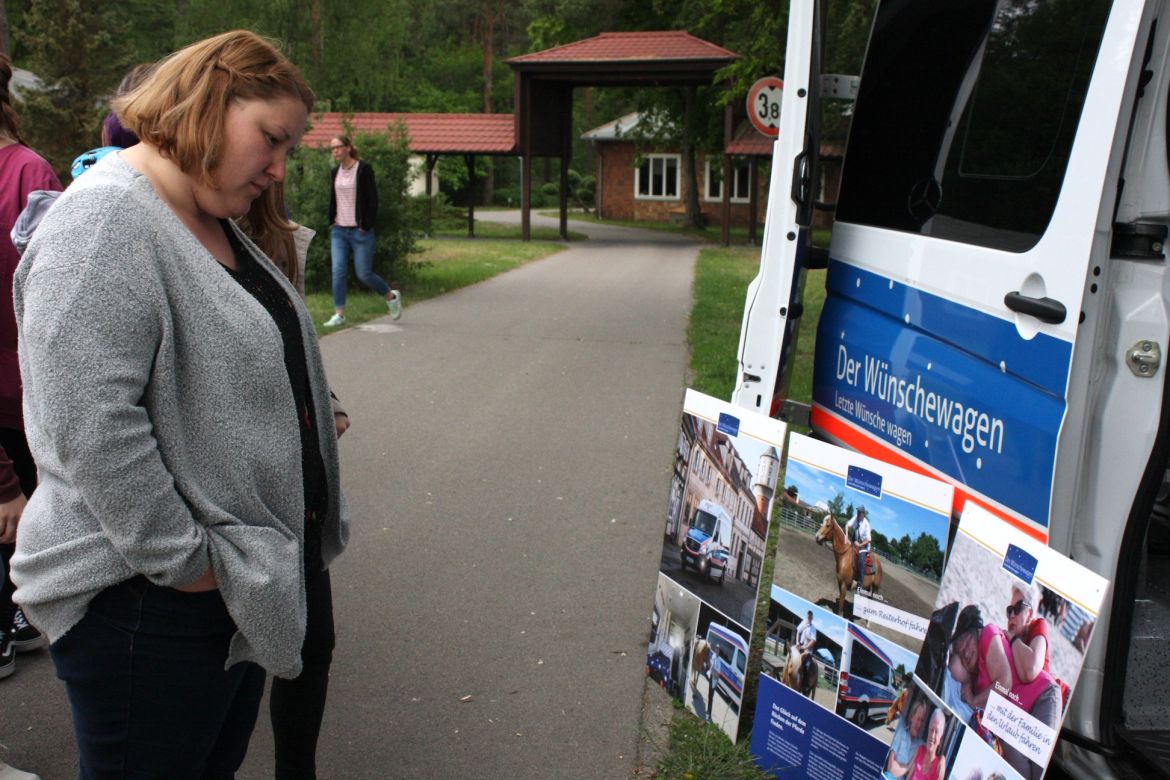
[1,211,702,779]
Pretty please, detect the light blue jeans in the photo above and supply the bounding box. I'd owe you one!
[331,226,388,309]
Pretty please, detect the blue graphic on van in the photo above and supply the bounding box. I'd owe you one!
[717,412,741,437]
[1002,544,1038,583]
[813,261,1069,527]
[846,465,883,498]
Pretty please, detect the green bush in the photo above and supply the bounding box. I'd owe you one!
[536,169,595,213]
[284,124,417,294]
[406,192,467,234]
[491,185,523,208]
[490,185,549,209]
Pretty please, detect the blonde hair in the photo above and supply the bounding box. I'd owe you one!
[239,182,298,288]
[114,30,314,187]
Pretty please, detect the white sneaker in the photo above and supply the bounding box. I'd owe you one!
[387,291,402,321]
[323,314,346,328]
[0,761,42,780]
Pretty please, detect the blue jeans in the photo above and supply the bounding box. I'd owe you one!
[50,576,266,779]
[330,226,388,309]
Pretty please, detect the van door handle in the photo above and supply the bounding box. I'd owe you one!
[1004,291,1066,324]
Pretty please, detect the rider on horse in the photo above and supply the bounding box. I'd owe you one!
[845,506,872,587]
[795,610,818,682]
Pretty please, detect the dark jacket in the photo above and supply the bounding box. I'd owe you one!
[328,160,378,232]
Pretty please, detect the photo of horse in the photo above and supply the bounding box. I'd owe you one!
[774,435,954,653]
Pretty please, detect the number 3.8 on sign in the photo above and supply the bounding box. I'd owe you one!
[746,76,783,137]
[757,92,780,121]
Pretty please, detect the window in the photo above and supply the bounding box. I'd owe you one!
[705,159,752,202]
[835,0,1113,252]
[849,641,890,687]
[636,154,680,200]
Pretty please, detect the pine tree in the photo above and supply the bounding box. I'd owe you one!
[17,0,133,176]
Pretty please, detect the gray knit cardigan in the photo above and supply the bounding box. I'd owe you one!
[11,154,349,678]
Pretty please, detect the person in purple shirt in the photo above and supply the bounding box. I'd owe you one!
[0,49,61,780]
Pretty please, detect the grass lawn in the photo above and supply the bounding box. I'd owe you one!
[305,235,568,334]
[689,245,825,409]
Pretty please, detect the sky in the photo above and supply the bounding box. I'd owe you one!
[783,458,949,547]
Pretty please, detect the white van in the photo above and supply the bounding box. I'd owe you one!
[707,622,749,713]
[680,499,733,584]
[835,624,895,727]
[736,1,1169,773]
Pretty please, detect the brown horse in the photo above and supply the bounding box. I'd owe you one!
[781,644,817,699]
[690,638,710,687]
[886,687,909,727]
[814,513,883,616]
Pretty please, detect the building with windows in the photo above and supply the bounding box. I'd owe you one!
[581,112,770,227]
[671,414,769,587]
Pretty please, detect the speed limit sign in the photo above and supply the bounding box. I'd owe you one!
[747,76,783,137]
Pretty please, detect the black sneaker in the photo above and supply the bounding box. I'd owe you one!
[0,630,14,680]
[11,608,45,653]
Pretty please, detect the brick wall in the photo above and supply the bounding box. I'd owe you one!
[592,140,771,229]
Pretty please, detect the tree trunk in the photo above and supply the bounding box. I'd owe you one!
[0,0,9,56]
[311,0,323,75]
[480,0,502,206]
[682,86,701,228]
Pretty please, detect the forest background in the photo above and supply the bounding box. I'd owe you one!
[0,0,874,293]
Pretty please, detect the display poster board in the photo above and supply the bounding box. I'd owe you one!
[906,503,1108,780]
[749,434,1110,779]
[648,389,787,743]
[750,433,954,777]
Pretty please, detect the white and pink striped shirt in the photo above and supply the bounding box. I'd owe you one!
[333,162,359,227]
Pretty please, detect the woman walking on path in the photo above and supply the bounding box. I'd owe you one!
[11,30,349,778]
[324,135,400,327]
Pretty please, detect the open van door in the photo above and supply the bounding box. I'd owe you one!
[732,0,825,417]
[811,0,1144,539]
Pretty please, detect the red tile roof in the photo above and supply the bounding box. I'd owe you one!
[303,112,516,154]
[725,121,775,156]
[508,31,738,64]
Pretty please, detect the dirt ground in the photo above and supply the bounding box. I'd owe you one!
[772,524,938,653]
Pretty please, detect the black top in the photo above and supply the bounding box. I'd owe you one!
[221,223,327,572]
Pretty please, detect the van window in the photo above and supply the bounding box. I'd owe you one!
[708,632,740,669]
[693,509,719,536]
[849,641,889,687]
[836,0,1113,252]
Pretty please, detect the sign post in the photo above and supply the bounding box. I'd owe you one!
[746,76,783,137]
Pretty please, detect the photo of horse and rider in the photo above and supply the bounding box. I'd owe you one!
[912,505,1106,780]
[761,586,844,714]
[774,435,953,653]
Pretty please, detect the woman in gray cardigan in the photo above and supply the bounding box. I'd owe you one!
[11,31,348,778]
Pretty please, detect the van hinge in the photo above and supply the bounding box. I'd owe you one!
[820,74,859,101]
[1112,222,1167,260]
[1127,340,1162,377]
